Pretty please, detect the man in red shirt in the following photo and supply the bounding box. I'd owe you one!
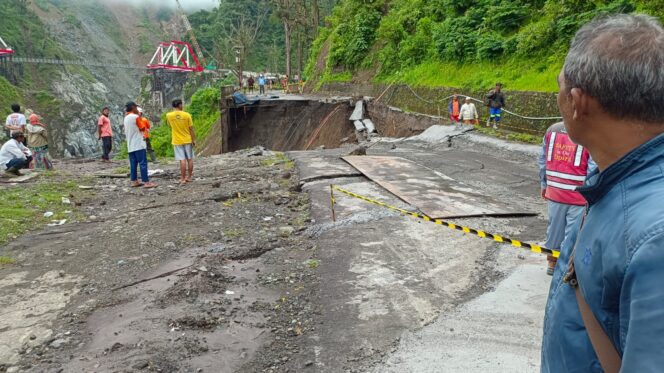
[98,107,113,162]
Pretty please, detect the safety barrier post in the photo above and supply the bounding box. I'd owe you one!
[330,185,336,222]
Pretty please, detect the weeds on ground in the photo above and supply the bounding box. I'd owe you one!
[0,180,85,244]
[0,256,15,265]
[223,228,244,239]
[261,152,294,170]
[112,166,130,175]
[475,126,541,145]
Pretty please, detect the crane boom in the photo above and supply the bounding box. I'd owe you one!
[174,0,207,69]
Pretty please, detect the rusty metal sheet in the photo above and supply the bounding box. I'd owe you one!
[342,155,533,219]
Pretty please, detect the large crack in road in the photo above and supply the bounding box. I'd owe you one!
[0,129,550,373]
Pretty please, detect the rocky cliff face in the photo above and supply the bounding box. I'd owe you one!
[3,0,183,157]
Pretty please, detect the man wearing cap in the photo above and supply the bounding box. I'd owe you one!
[124,102,156,188]
[0,132,32,176]
[98,107,113,162]
[166,99,196,185]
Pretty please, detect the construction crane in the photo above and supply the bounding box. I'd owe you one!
[174,0,207,70]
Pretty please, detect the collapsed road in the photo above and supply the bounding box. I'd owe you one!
[0,122,550,373]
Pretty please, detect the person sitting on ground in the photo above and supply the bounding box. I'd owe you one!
[166,99,196,185]
[5,103,26,143]
[448,94,462,123]
[26,113,53,170]
[124,102,157,189]
[137,107,157,163]
[459,97,479,125]
[0,132,32,176]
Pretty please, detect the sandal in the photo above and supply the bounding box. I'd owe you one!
[131,182,144,187]
[143,182,158,189]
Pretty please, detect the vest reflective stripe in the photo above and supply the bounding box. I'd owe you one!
[574,145,584,166]
[544,127,589,206]
[546,170,587,182]
[547,132,557,161]
[547,180,580,191]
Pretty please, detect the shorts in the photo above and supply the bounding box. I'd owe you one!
[490,107,502,121]
[174,144,195,160]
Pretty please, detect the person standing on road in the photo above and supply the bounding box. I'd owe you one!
[5,104,26,144]
[258,74,266,95]
[282,75,289,94]
[124,102,156,189]
[448,94,462,123]
[166,99,196,185]
[137,107,157,163]
[26,113,52,170]
[459,97,478,125]
[538,122,592,275]
[247,75,255,94]
[98,107,113,162]
[485,83,505,129]
[0,132,32,176]
[542,14,664,373]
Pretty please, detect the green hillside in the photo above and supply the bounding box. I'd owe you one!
[306,0,664,92]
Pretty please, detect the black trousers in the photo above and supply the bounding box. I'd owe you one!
[145,137,157,162]
[101,136,112,160]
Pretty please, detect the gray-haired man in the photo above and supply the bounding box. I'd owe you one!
[542,14,664,373]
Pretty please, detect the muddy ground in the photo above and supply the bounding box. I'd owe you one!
[0,150,320,373]
[1,127,552,373]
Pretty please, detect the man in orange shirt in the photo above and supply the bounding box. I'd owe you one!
[98,107,113,162]
[137,107,157,163]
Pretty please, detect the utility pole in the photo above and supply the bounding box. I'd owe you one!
[234,45,244,89]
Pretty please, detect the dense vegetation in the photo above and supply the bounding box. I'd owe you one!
[306,0,664,92]
[188,0,338,77]
[117,87,221,159]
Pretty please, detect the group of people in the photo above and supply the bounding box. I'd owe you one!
[246,74,268,95]
[120,99,196,188]
[244,73,305,95]
[0,103,53,176]
[448,83,506,128]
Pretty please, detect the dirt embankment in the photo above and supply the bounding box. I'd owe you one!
[319,82,561,136]
[225,99,356,152]
[0,151,321,373]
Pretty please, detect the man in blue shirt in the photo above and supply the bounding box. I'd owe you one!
[542,14,664,373]
[258,74,266,95]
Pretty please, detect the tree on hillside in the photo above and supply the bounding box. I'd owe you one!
[271,0,298,77]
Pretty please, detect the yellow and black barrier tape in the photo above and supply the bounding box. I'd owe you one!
[330,184,559,258]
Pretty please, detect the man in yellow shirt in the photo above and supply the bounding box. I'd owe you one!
[166,99,196,184]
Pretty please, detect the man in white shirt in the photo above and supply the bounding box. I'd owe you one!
[5,104,26,142]
[0,132,32,176]
[124,102,156,188]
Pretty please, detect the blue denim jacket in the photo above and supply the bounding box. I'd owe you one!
[542,132,664,372]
